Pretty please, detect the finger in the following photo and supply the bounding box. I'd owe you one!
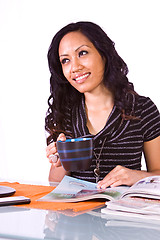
[52,159,62,167]
[46,146,57,158]
[97,171,117,188]
[110,179,124,187]
[46,134,66,157]
[46,142,56,151]
[97,166,124,189]
[48,134,66,160]
[98,167,119,184]
[99,177,124,189]
[57,133,66,142]
[97,178,115,189]
[46,143,56,156]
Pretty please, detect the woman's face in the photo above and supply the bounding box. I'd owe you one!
[59,31,106,94]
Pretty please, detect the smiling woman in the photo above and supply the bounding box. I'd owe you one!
[45,21,160,187]
[58,31,106,94]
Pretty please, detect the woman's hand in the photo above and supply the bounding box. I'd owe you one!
[46,133,66,167]
[97,137,160,189]
[97,165,150,189]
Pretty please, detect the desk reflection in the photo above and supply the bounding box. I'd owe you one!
[44,209,160,240]
[0,206,160,240]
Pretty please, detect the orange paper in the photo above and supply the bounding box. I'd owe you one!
[0,182,105,212]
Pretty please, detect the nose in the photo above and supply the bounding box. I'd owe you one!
[71,57,82,73]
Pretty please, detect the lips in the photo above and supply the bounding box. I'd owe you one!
[73,73,90,83]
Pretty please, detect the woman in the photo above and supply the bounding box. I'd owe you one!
[45,21,160,188]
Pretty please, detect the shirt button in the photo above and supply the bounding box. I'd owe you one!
[99,140,102,144]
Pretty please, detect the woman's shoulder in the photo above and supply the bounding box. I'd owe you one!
[136,95,158,109]
[135,95,160,141]
[135,95,160,118]
[136,95,152,104]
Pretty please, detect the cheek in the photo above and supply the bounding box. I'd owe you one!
[96,59,106,75]
[62,66,70,81]
[88,54,105,72]
[91,62,105,78]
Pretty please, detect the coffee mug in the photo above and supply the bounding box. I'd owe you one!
[56,137,93,171]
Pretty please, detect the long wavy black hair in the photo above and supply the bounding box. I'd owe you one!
[45,21,137,143]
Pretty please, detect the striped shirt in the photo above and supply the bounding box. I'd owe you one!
[65,95,160,183]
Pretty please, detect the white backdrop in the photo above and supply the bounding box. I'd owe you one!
[0,0,159,183]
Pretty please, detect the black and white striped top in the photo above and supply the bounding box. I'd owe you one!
[64,95,160,183]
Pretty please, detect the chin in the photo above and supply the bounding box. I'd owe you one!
[75,85,92,94]
[77,89,88,94]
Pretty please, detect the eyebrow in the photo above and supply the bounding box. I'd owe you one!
[59,44,90,58]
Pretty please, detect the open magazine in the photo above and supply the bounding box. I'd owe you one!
[38,175,160,203]
[38,176,127,203]
[101,175,160,217]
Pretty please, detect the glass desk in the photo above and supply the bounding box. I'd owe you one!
[0,205,160,240]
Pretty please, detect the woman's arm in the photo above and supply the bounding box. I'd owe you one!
[49,165,67,182]
[144,135,160,173]
[97,136,160,189]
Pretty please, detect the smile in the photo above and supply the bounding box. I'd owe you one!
[74,73,90,83]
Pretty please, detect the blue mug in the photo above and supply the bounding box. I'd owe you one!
[57,137,93,171]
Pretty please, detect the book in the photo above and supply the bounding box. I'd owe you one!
[87,208,160,229]
[101,175,160,217]
[102,215,160,230]
[38,175,127,202]
[101,206,160,224]
[38,175,160,203]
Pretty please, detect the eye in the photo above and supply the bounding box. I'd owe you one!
[79,50,88,57]
[61,58,69,65]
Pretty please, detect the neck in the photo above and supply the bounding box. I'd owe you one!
[84,87,114,111]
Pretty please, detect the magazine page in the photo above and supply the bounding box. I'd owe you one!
[104,218,160,230]
[101,206,160,223]
[105,197,160,215]
[105,220,160,230]
[38,176,128,202]
[120,175,160,199]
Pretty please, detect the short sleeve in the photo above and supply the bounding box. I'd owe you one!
[141,97,160,142]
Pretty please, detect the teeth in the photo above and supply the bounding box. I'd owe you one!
[75,73,89,81]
